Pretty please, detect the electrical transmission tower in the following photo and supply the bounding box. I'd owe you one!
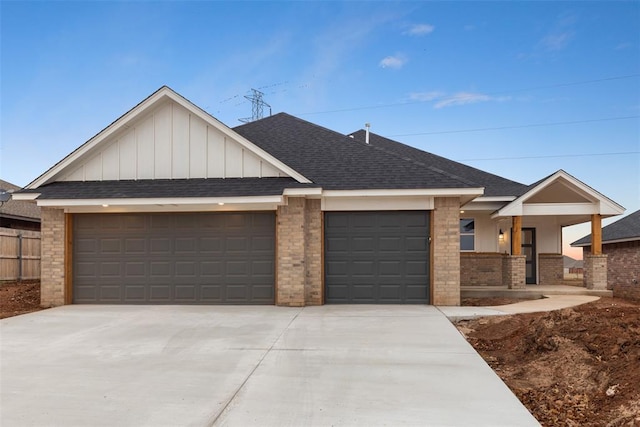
[239,88,272,123]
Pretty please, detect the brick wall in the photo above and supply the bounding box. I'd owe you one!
[40,207,66,307]
[460,252,503,286]
[304,199,322,305]
[275,197,322,307]
[585,242,640,300]
[503,255,526,289]
[276,197,306,306]
[538,253,564,286]
[432,197,460,305]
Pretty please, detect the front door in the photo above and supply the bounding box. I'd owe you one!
[521,228,536,284]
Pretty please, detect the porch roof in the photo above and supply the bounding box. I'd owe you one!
[490,170,624,226]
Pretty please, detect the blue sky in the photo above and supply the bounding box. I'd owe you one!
[1,1,639,257]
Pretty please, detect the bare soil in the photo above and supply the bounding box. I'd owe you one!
[462,297,535,306]
[0,281,43,319]
[456,298,640,426]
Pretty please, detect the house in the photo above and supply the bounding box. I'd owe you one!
[563,255,584,278]
[572,209,640,301]
[12,86,625,307]
[0,179,41,231]
[0,179,41,281]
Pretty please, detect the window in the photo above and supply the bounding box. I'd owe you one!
[460,219,475,251]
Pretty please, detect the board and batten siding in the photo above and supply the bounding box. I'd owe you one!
[61,100,287,181]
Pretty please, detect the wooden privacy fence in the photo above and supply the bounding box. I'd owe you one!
[0,228,41,281]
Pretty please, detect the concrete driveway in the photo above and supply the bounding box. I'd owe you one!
[1,305,539,426]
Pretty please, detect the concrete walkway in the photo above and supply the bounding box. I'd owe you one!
[1,305,539,427]
[439,294,601,320]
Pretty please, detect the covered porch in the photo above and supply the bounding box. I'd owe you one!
[460,170,624,293]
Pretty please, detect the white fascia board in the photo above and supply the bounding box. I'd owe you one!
[10,193,40,201]
[461,201,508,212]
[283,187,323,196]
[322,188,484,198]
[573,236,640,247]
[36,195,284,207]
[471,196,517,202]
[27,87,311,189]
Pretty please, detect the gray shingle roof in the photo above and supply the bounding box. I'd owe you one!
[0,179,41,220]
[25,178,317,199]
[233,113,480,191]
[572,209,640,246]
[348,130,528,197]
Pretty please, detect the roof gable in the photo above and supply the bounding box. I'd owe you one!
[26,87,310,188]
[494,170,625,219]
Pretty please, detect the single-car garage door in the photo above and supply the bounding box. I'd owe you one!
[325,211,430,304]
[73,212,275,304]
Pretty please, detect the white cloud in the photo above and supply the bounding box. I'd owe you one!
[379,54,407,69]
[539,31,574,51]
[434,92,510,109]
[409,91,444,102]
[404,24,434,36]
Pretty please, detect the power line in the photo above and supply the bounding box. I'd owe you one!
[387,115,640,137]
[295,73,640,116]
[457,151,640,162]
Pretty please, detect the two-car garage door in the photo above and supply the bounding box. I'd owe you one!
[73,212,275,304]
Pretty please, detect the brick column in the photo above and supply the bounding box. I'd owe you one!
[503,255,526,289]
[538,253,564,286]
[432,197,460,305]
[276,197,307,306]
[584,254,608,290]
[40,207,66,307]
[304,199,322,305]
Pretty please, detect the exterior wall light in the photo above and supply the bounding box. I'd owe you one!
[499,229,505,242]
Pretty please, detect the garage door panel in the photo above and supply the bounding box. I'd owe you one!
[125,262,146,277]
[325,211,429,304]
[100,285,122,301]
[201,285,222,301]
[124,286,146,301]
[73,212,275,304]
[149,285,172,302]
[174,285,197,301]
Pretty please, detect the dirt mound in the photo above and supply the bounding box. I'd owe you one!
[0,281,42,319]
[457,298,640,426]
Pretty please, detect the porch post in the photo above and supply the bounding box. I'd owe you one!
[512,216,522,255]
[584,213,608,290]
[591,214,602,255]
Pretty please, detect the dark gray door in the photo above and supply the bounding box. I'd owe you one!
[522,228,537,284]
[73,212,275,304]
[324,211,430,304]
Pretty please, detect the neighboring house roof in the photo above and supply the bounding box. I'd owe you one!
[348,130,528,197]
[0,179,41,221]
[233,113,480,191]
[572,209,640,246]
[563,255,584,269]
[25,178,318,199]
